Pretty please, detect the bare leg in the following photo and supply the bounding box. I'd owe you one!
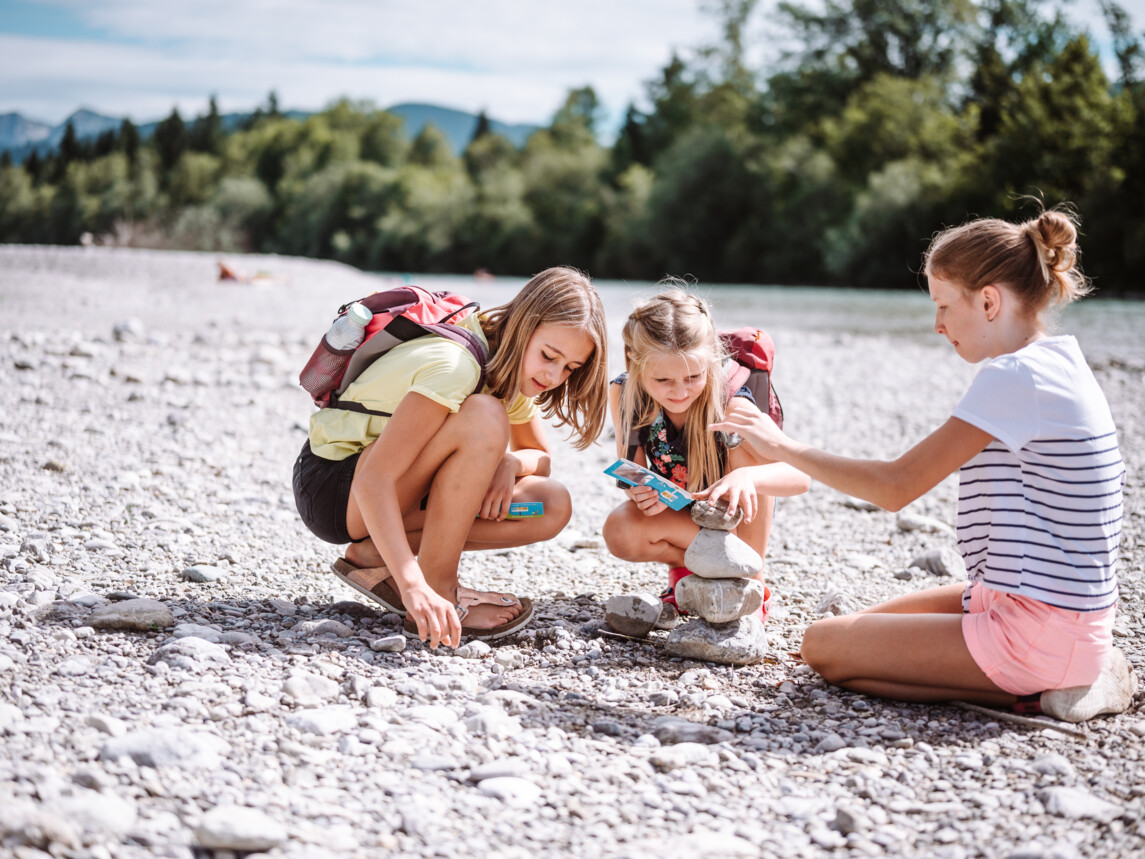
[800,583,1015,706]
[344,395,521,629]
[602,500,699,567]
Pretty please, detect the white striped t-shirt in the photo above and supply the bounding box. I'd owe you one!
[952,336,1123,612]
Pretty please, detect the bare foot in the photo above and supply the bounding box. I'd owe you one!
[461,601,523,629]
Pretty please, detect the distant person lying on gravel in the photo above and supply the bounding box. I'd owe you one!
[293,267,608,649]
[602,288,810,621]
[711,208,1135,723]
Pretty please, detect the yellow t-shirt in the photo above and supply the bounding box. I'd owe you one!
[308,313,539,461]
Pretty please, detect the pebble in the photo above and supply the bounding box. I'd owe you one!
[909,546,966,577]
[100,728,231,768]
[370,634,407,652]
[477,776,543,807]
[604,593,661,637]
[87,598,174,631]
[180,564,226,582]
[194,806,287,852]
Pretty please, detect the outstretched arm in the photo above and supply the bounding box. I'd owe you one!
[709,403,993,512]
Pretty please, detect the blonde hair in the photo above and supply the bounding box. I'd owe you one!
[620,287,727,493]
[481,266,608,450]
[923,208,1091,312]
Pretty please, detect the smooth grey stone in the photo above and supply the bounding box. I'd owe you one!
[57,790,136,837]
[88,598,173,631]
[465,707,520,739]
[815,733,847,754]
[293,619,353,638]
[654,600,681,630]
[896,511,954,535]
[690,497,744,530]
[1038,787,1121,822]
[683,528,761,579]
[651,715,734,745]
[604,593,661,638]
[410,753,457,771]
[675,576,765,623]
[477,776,542,807]
[649,741,718,770]
[31,601,89,623]
[366,686,398,709]
[285,707,357,736]
[664,616,768,665]
[370,634,406,653]
[100,728,230,768]
[147,636,230,670]
[1031,753,1076,778]
[180,564,225,583]
[194,806,286,852]
[53,656,93,677]
[282,672,340,705]
[470,758,531,781]
[909,546,966,577]
[455,640,491,659]
[172,623,222,643]
[86,713,127,737]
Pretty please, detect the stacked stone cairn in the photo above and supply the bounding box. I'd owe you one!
[603,497,769,665]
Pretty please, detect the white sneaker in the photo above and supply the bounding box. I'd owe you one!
[1040,648,1137,723]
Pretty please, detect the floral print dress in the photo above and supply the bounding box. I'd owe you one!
[612,372,755,490]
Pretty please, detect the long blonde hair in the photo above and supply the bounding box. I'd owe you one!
[620,287,727,492]
[923,208,1091,313]
[481,266,608,450]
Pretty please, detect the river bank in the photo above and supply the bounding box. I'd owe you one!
[1,245,1142,858]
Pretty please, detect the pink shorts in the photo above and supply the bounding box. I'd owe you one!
[961,583,1115,695]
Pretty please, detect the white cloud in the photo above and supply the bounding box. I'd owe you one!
[8,0,723,125]
[7,0,1145,127]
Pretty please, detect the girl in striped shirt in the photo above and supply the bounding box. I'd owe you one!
[711,209,1134,723]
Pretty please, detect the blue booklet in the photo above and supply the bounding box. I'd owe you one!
[604,458,693,511]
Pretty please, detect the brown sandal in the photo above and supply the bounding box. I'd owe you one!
[331,558,406,615]
[403,586,534,641]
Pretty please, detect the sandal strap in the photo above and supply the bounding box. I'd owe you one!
[456,586,522,613]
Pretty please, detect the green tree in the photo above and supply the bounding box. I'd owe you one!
[189,95,224,155]
[152,108,188,175]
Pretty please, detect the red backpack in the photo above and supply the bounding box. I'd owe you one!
[719,327,784,429]
[623,326,784,460]
[299,285,488,417]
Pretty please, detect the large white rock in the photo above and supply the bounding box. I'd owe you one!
[87,598,174,631]
[664,616,768,665]
[683,528,762,579]
[675,576,765,623]
[604,593,661,638]
[194,806,287,852]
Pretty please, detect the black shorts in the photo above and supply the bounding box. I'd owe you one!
[293,440,362,545]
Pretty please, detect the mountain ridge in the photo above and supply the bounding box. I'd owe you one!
[0,103,541,162]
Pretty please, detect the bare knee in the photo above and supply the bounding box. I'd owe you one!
[602,504,643,561]
[532,480,572,539]
[800,618,845,684]
[454,394,510,452]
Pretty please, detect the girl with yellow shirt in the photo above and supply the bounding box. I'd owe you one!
[293,267,608,648]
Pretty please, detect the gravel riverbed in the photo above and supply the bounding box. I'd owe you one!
[1,245,1143,858]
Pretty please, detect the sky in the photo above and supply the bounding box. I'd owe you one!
[2,0,1144,132]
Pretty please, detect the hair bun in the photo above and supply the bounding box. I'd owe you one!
[1026,210,1078,276]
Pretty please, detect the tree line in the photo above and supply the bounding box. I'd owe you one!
[2,0,1143,293]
